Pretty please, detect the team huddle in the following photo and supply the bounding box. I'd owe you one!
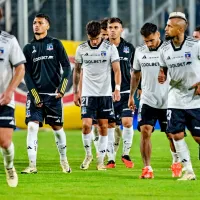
[0,10,200,188]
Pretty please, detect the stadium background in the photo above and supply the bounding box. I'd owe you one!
[0,0,200,129]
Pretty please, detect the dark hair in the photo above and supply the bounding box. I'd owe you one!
[35,13,51,25]
[108,17,123,26]
[140,23,157,37]
[100,18,109,31]
[195,25,200,32]
[86,21,101,37]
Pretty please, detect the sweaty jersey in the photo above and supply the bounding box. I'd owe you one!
[133,42,168,109]
[0,31,26,108]
[23,35,71,105]
[159,36,200,109]
[111,38,135,93]
[75,39,120,96]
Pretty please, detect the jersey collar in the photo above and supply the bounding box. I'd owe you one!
[170,35,187,51]
[87,39,103,49]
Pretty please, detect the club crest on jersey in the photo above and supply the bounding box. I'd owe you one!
[0,47,4,55]
[101,51,106,56]
[32,46,37,53]
[185,52,191,59]
[123,46,129,53]
[47,43,53,51]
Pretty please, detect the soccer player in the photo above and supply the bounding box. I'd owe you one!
[0,7,25,187]
[158,12,200,180]
[106,18,135,168]
[192,25,200,39]
[128,22,182,179]
[21,13,72,174]
[73,21,121,170]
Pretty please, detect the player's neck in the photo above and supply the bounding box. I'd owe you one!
[172,34,185,47]
[34,32,47,40]
[109,37,121,46]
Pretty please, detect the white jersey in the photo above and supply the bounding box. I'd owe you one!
[0,31,26,108]
[75,40,119,96]
[159,36,200,109]
[133,42,168,109]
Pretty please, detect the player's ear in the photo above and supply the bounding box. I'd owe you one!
[157,31,160,38]
[47,24,50,30]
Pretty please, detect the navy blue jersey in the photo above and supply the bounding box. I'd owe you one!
[111,38,135,92]
[23,35,71,104]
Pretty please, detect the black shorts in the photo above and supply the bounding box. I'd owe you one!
[0,106,15,129]
[25,94,63,127]
[167,108,200,137]
[81,96,115,120]
[138,104,167,132]
[109,93,133,125]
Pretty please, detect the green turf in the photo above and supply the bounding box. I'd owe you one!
[0,129,200,200]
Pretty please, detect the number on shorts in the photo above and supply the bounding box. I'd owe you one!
[26,100,31,109]
[167,110,172,121]
[81,97,88,106]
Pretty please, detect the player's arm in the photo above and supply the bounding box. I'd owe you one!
[112,61,121,102]
[158,49,167,84]
[79,69,83,97]
[0,64,25,106]
[73,63,82,106]
[56,40,72,98]
[23,45,42,107]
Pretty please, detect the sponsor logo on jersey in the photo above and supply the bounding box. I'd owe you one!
[0,47,4,54]
[47,43,53,51]
[123,46,129,53]
[168,61,191,68]
[84,60,103,64]
[185,52,191,59]
[33,56,54,62]
[120,57,128,61]
[32,46,37,53]
[167,56,171,60]
[101,51,106,56]
[141,62,159,67]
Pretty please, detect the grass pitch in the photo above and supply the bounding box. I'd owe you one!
[0,129,200,200]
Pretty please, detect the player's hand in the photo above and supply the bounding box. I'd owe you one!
[128,96,136,111]
[189,82,200,95]
[113,90,120,102]
[74,93,81,106]
[137,89,142,100]
[55,89,64,99]
[158,69,166,84]
[36,102,43,107]
[0,90,13,106]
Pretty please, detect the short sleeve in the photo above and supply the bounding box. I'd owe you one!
[110,44,120,63]
[132,48,141,71]
[9,36,26,67]
[75,46,82,64]
[159,49,167,68]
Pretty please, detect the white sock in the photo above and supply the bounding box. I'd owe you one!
[27,122,39,167]
[107,128,115,161]
[92,126,99,154]
[53,128,67,161]
[1,142,14,169]
[82,132,92,156]
[98,135,108,164]
[122,126,134,155]
[170,149,180,163]
[173,138,193,173]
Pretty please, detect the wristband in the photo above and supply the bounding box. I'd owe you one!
[115,84,120,91]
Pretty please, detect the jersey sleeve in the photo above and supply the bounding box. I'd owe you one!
[75,46,83,64]
[23,45,41,105]
[132,48,141,72]
[55,40,72,95]
[159,48,167,68]
[110,44,120,63]
[9,36,26,67]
